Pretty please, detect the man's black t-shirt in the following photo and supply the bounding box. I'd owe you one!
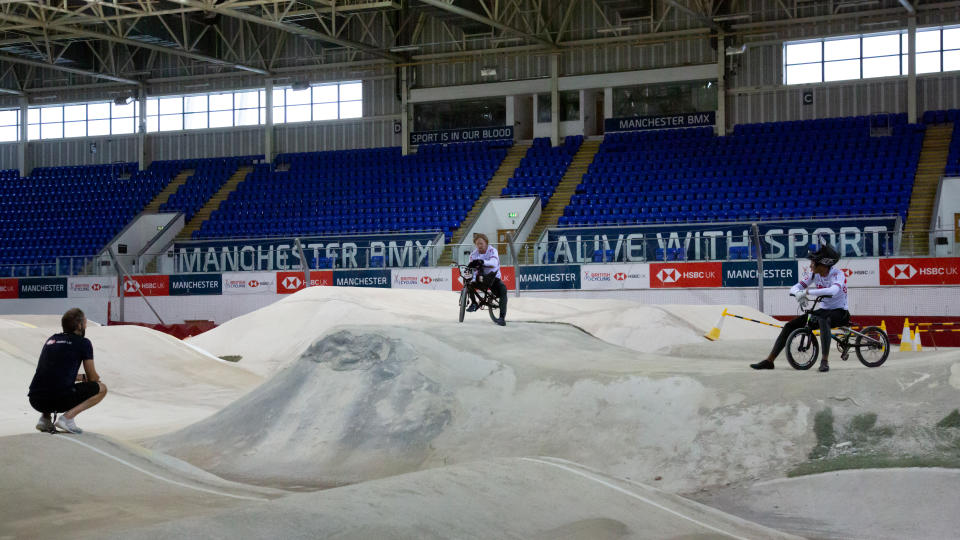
[28,333,93,396]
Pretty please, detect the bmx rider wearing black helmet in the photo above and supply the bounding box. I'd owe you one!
[751,243,849,372]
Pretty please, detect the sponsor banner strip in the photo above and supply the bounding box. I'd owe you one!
[721,260,798,287]
[879,257,960,286]
[604,111,716,133]
[18,278,68,299]
[518,265,581,290]
[333,269,391,288]
[222,272,277,295]
[410,125,513,145]
[580,263,650,290]
[0,278,19,299]
[67,277,118,298]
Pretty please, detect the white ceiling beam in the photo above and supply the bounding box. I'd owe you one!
[416,0,557,48]
[170,0,403,62]
[899,0,916,14]
[0,53,140,85]
[0,12,270,75]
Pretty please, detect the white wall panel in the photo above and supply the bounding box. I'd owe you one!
[0,142,17,170]
[31,135,138,168]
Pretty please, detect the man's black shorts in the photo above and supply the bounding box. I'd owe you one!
[29,382,100,413]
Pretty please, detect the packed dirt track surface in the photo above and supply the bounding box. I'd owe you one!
[187,286,783,377]
[2,286,960,539]
[99,457,802,540]
[0,432,281,539]
[696,468,960,540]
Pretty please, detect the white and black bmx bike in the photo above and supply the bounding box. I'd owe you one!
[786,295,890,370]
[457,265,504,324]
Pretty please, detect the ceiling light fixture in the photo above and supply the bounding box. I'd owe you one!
[597,26,631,34]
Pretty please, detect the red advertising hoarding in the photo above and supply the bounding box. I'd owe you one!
[451,266,516,291]
[649,262,722,288]
[0,278,17,299]
[879,258,960,286]
[123,275,169,297]
[276,271,334,294]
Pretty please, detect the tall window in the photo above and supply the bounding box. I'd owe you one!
[0,109,19,142]
[785,26,960,85]
[26,100,139,140]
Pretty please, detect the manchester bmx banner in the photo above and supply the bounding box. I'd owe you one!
[604,111,716,133]
[172,231,443,273]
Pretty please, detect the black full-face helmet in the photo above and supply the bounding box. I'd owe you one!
[807,243,840,267]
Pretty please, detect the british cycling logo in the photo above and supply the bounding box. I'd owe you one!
[394,274,419,286]
[887,264,917,280]
[614,272,627,281]
[282,276,302,290]
[582,270,612,282]
[656,268,680,283]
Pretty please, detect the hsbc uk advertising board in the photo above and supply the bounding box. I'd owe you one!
[879,258,960,285]
[275,271,334,294]
[451,266,517,291]
[650,262,723,288]
[123,275,169,297]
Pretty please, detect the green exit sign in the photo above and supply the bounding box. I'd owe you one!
[508,212,518,218]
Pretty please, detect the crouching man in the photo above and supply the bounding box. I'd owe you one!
[28,308,106,434]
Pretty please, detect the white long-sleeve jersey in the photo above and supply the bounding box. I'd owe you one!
[791,266,848,310]
[469,246,501,280]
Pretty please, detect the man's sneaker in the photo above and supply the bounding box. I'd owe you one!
[818,360,830,373]
[35,415,55,433]
[466,303,479,313]
[54,415,82,434]
[750,359,775,370]
[495,318,506,327]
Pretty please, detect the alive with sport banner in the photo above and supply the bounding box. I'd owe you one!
[541,218,896,264]
[0,257,957,299]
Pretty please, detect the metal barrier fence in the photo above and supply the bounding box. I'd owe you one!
[446,228,916,267]
[3,228,957,277]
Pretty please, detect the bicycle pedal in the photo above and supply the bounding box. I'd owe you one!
[841,353,849,361]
